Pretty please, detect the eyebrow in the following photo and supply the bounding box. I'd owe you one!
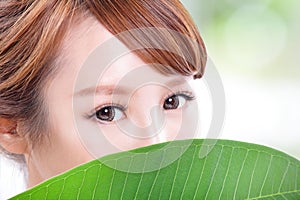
[74,78,187,97]
[74,85,129,97]
[166,78,187,87]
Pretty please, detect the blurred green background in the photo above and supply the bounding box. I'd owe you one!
[183,0,299,79]
[182,0,300,159]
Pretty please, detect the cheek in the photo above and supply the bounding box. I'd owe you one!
[164,111,187,140]
[28,97,94,180]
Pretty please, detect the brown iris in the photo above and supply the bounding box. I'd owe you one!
[163,95,180,110]
[96,107,115,121]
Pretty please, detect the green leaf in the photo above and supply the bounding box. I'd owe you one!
[11,139,300,200]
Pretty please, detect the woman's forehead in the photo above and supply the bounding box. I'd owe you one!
[52,17,193,98]
[59,18,113,67]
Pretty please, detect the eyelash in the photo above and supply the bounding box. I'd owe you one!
[85,102,127,120]
[86,90,196,122]
[162,90,196,106]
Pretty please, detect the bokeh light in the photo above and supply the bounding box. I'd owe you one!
[183,0,300,159]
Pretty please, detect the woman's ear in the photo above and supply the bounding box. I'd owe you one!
[0,118,29,155]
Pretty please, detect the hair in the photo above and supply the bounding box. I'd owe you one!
[0,0,207,160]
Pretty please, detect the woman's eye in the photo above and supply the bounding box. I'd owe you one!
[163,94,194,110]
[95,106,125,122]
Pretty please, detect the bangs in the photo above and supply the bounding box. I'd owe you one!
[86,0,207,79]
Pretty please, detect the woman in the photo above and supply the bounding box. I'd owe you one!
[0,0,206,193]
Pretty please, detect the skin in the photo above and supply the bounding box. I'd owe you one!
[1,17,199,188]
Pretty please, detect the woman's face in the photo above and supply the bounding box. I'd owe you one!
[25,17,199,187]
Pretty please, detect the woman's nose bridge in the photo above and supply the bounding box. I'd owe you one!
[119,86,169,140]
[128,85,163,128]
[117,106,165,140]
[129,103,162,129]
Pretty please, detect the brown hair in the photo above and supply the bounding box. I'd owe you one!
[0,0,206,159]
